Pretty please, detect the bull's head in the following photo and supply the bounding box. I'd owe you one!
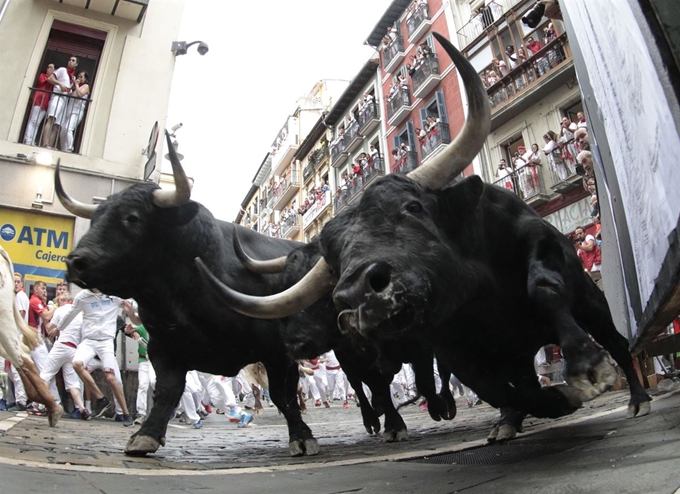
[56,132,194,294]
[196,32,490,339]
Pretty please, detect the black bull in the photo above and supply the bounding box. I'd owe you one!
[202,32,652,438]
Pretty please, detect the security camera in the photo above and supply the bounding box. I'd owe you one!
[171,123,183,132]
[197,42,209,56]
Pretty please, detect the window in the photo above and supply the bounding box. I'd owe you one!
[20,20,105,153]
[504,135,526,164]
[420,89,449,126]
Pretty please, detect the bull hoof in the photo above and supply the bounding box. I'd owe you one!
[568,359,617,401]
[383,428,408,443]
[124,434,162,456]
[487,425,499,443]
[365,422,381,435]
[48,406,63,427]
[556,385,584,412]
[627,400,651,419]
[496,424,518,442]
[288,438,319,457]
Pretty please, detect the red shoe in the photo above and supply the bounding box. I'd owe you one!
[314,399,321,407]
[202,403,213,414]
[343,402,349,409]
[324,401,330,408]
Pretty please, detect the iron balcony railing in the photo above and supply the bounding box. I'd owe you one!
[302,189,332,229]
[492,164,547,201]
[419,122,451,161]
[358,100,378,130]
[456,0,522,49]
[411,56,440,95]
[386,88,411,122]
[382,35,405,71]
[21,87,91,152]
[330,135,346,162]
[392,150,419,174]
[334,156,385,212]
[405,3,430,40]
[281,214,300,238]
[488,35,569,112]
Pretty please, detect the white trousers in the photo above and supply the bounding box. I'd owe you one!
[40,340,82,393]
[23,106,46,145]
[136,360,156,417]
[60,110,84,152]
[326,368,346,401]
[208,375,242,414]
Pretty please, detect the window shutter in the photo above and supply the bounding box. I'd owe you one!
[435,89,448,124]
[419,107,429,128]
[406,121,416,149]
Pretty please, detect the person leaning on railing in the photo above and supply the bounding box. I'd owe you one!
[60,70,90,153]
[23,63,55,146]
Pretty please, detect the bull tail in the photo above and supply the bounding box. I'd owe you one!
[15,305,38,352]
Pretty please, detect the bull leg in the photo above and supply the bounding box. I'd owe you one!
[266,360,318,457]
[488,407,526,443]
[527,252,616,401]
[335,346,381,435]
[577,293,651,418]
[125,353,186,456]
[19,359,63,427]
[412,353,456,422]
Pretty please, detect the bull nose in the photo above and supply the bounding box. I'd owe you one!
[334,261,392,309]
[65,252,88,277]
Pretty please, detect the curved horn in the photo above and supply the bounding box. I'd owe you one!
[55,160,98,219]
[233,229,287,274]
[195,257,336,319]
[407,31,491,189]
[153,131,192,208]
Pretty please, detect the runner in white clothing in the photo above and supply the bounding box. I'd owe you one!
[57,288,133,425]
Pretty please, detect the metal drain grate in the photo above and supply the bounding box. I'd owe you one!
[404,436,602,466]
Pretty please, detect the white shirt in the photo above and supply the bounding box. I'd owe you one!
[52,67,71,94]
[323,350,341,369]
[51,303,82,346]
[57,290,122,341]
[15,290,29,323]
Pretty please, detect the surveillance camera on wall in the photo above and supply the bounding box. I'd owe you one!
[197,42,209,55]
[171,123,183,132]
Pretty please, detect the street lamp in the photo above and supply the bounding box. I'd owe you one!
[171,40,209,57]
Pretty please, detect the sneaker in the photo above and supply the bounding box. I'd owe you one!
[177,411,188,424]
[216,408,225,415]
[314,399,322,407]
[227,409,242,423]
[80,408,91,421]
[237,412,253,428]
[343,401,349,409]
[0,398,7,411]
[122,414,134,427]
[133,414,145,425]
[202,403,212,414]
[114,413,125,422]
[324,401,330,408]
[192,420,203,429]
[8,401,27,412]
[27,405,44,416]
[197,408,209,418]
[70,408,81,419]
[93,397,112,418]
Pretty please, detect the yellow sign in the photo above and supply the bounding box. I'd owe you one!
[0,208,74,280]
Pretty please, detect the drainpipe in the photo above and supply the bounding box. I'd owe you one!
[0,0,11,26]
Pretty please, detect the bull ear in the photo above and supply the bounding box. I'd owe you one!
[439,176,484,216]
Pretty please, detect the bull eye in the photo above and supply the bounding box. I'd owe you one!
[125,213,139,224]
[406,201,423,214]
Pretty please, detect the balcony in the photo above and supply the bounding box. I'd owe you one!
[330,135,348,168]
[392,150,419,174]
[303,144,329,183]
[270,116,299,177]
[382,35,406,73]
[419,122,451,162]
[261,223,281,239]
[272,170,301,211]
[281,214,300,239]
[456,0,522,50]
[358,101,379,135]
[344,120,364,155]
[547,154,583,194]
[406,4,431,43]
[493,164,549,206]
[387,88,412,128]
[302,190,333,229]
[488,35,571,117]
[334,157,385,213]
[412,56,442,99]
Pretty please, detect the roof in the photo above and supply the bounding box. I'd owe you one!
[323,58,380,127]
[364,0,411,48]
[294,114,329,162]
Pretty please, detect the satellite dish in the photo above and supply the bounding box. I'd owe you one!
[143,121,159,181]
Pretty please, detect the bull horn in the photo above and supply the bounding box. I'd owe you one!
[152,131,192,208]
[55,160,98,219]
[233,229,287,274]
[195,257,336,319]
[407,32,491,189]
